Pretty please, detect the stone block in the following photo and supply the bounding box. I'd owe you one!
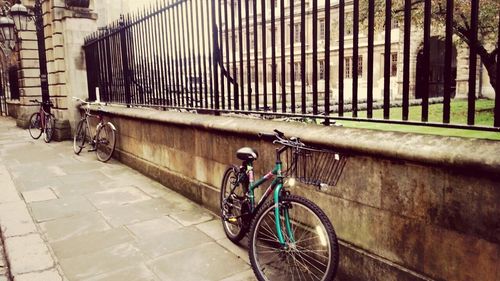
[55,59,66,72]
[21,189,57,203]
[19,68,41,79]
[19,39,38,50]
[19,87,41,97]
[53,46,65,60]
[148,242,249,281]
[53,119,72,141]
[52,33,64,47]
[19,50,39,60]
[422,225,499,281]
[20,59,40,69]
[14,269,62,281]
[439,170,500,244]
[4,234,54,275]
[18,30,37,41]
[59,243,145,281]
[40,212,111,242]
[19,78,40,88]
[0,201,37,237]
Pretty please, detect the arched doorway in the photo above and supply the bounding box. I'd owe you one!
[415,37,457,99]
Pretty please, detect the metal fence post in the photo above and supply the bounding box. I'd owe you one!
[119,15,132,107]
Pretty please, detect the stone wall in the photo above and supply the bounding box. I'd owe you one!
[90,105,500,281]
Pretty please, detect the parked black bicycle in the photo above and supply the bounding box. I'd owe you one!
[28,99,55,143]
[73,97,116,162]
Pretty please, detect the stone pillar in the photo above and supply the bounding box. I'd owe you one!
[454,44,480,99]
[41,0,97,140]
[8,16,41,128]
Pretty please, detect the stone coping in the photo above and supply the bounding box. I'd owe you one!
[89,105,500,175]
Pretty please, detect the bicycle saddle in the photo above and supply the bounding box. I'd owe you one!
[236,147,258,161]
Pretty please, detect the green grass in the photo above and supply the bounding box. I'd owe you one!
[334,99,500,140]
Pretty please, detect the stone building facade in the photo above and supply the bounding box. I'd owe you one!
[220,0,493,106]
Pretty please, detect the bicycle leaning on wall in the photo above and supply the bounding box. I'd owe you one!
[28,99,55,143]
[220,129,347,281]
[72,97,117,162]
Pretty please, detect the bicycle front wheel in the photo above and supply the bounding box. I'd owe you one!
[28,113,42,139]
[43,114,55,143]
[95,123,116,162]
[249,194,339,281]
[73,119,86,154]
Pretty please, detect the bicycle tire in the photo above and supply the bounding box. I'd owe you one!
[95,122,116,162]
[220,165,250,243]
[249,194,339,281]
[73,119,86,154]
[43,114,55,143]
[28,113,42,139]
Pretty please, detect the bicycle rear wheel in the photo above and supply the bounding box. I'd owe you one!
[220,165,250,243]
[73,119,86,154]
[43,114,55,143]
[28,113,42,139]
[95,123,116,162]
[249,194,339,281]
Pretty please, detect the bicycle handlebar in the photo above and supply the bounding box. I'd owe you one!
[258,130,304,147]
[29,99,53,106]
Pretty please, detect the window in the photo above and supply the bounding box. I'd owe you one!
[274,0,278,8]
[391,53,398,77]
[319,60,325,80]
[294,23,301,43]
[319,19,325,40]
[251,66,256,82]
[345,57,351,78]
[249,32,254,48]
[345,56,362,78]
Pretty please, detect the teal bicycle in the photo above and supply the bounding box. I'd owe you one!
[220,130,346,281]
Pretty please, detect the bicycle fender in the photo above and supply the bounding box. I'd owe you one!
[106,122,117,131]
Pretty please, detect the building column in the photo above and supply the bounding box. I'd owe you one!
[42,0,97,140]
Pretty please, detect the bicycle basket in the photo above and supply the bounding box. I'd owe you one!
[283,146,347,187]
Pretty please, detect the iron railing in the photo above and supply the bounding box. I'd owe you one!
[83,0,500,131]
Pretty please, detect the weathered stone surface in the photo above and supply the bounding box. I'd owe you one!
[81,265,158,281]
[135,227,213,259]
[98,198,177,227]
[148,242,249,281]
[0,201,38,238]
[86,186,152,209]
[14,269,63,281]
[125,216,182,240]
[29,196,96,222]
[40,212,111,242]
[22,188,58,203]
[49,227,133,259]
[4,234,54,275]
[169,208,213,227]
[195,219,227,241]
[59,243,145,281]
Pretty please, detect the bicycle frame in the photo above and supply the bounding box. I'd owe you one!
[244,145,292,246]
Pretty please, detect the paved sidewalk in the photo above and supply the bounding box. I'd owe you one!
[0,117,254,281]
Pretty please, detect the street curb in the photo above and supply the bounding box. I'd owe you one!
[0,165,66,281]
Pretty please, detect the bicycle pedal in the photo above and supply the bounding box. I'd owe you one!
[228,217,238,222]
[88,148,97,152]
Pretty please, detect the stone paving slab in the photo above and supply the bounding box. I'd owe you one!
[4,234,54,275]
[148,242,250,281]
[0,117,254,281]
